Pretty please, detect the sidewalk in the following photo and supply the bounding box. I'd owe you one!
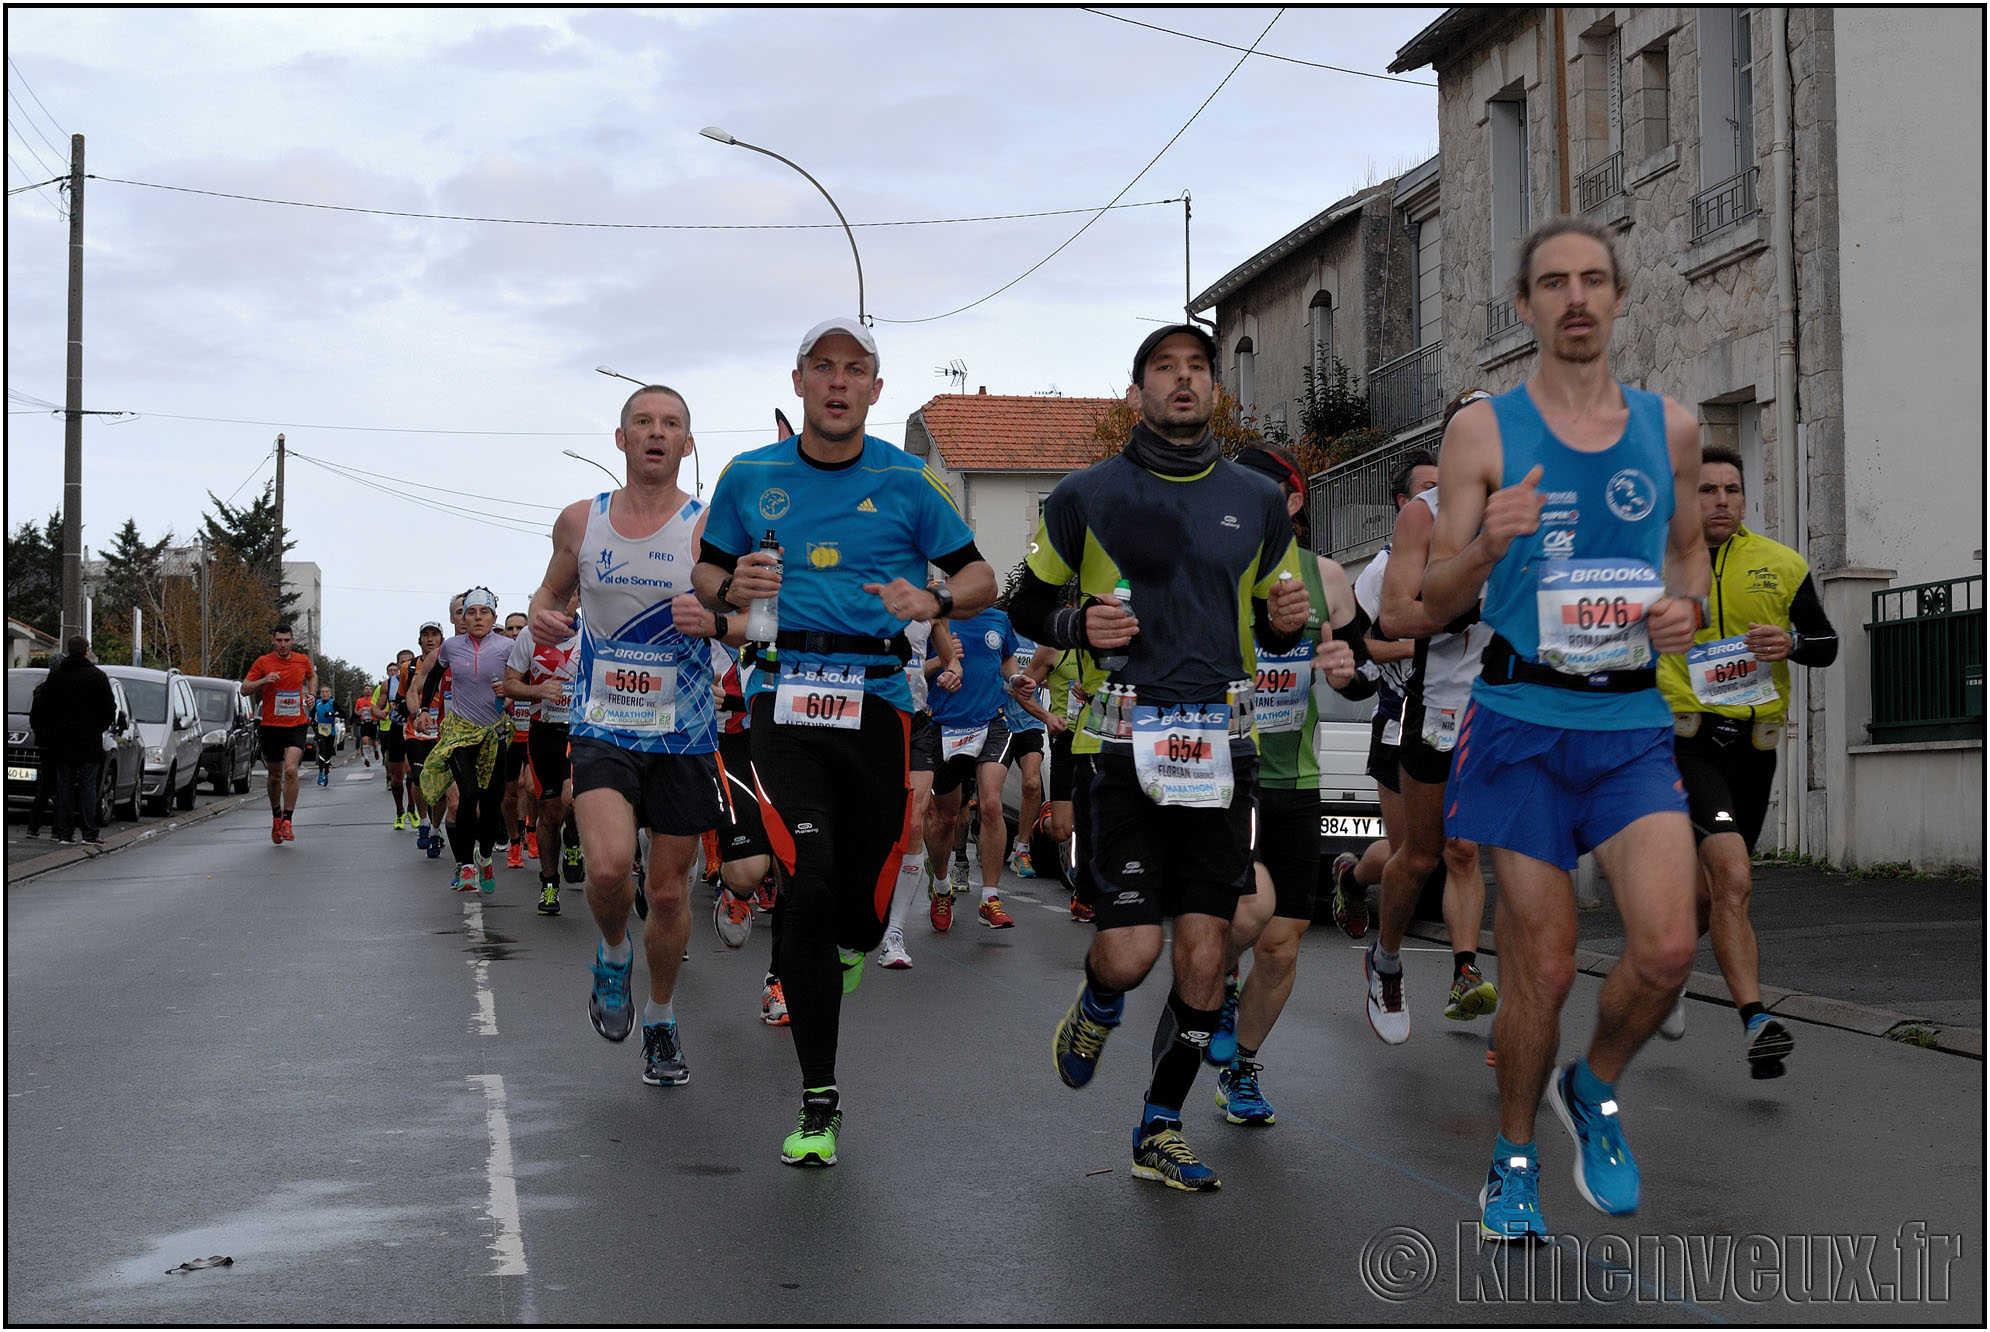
[1406,858,1986,1059]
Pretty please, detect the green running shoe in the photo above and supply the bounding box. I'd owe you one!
[780,1089,842,1167]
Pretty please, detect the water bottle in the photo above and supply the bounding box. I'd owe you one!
[1096,579,1134,671]
[743,529,782,642]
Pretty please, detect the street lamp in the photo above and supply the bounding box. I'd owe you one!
[595,365,702,495]
[562,448,621,486]
[699,126,865,324]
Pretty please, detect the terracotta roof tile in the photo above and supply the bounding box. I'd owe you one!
[913,393,1122,473]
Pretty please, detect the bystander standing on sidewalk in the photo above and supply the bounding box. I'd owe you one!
[28,636,116,846]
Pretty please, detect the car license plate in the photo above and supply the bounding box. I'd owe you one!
[8,766,37,782]
[1320,814,1381,840]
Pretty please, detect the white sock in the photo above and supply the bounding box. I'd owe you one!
[982,884,1000,903]
[888,852,927,932]
[600,937,632,965]
[644,999,674,1027]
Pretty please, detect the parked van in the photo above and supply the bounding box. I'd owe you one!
[99,666,204,814]
[185,676,257,794]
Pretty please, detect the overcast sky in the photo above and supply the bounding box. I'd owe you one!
[6,6,1439,678]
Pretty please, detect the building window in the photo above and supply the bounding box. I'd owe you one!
[1235,337,1256,413]
[1628,41,1671,162]
[1697,8,1755,187]
[1309,293,1333,379]
[1488,89,1530,300]
[1411,214,1442,349]
[1577,28,1626,212]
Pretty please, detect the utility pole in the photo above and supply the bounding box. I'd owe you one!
[197,537,210,676]
[1183,191,1192,322]
[59,134,85,646]
[273,432,286,628]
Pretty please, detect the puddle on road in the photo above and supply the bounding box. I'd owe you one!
[431,926,524,962]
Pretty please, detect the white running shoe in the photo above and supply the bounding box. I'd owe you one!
[875,929,913,969]
[1364,941,1412,1045]
[1659,996,1686,1040]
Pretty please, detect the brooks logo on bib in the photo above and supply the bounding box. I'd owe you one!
[1132,704,1234,809]
[775,665,864,729]
[1535,559,1663,673]
[1686,635,1780,707]
[586,641,679,734]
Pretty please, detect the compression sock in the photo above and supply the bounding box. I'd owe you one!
[1145,988,1221,1116]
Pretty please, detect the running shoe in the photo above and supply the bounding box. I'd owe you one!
[1205,968,1241,1066]
[761,979,790,1026]
[928,887,954,933]
[780,1091,841,1167]
[537,879,562,916]
[426,831,442,859]
[454,863,479,893]
[416,823,430,850]
[641,1021,689,1086]
[479,857,496,894]
[875,928,912,969]
[1486,1031,1498,1068]
[1069,893,1094,923]
[978,896,1016,929]
[1215,1058,1276,1126]
[363,757,370,767]
[1052,984,1118,1089]
[1330,852,1368,939]
[562,843,585,884]
[754,873,777,913]
[1131,1119,1220,1192]
[1363,941,1411,1045]
[838,946,864,995]
[1444,963,1499,1021]
[713,889,754,949]
[1478,1150,1547,1240]
[1745,1014,1794,1078]
[1659,996,1687,1040]
[525,829,539,861]
[588,947,635,1042]
[281,817,296,842]
[1008,846,1037,879]
[506,844,525,871]
[272,816,285,845]
[948,859,971,896]
[1546,1061,1641,1215]
[393,812,407,831]
[317,768,328,787]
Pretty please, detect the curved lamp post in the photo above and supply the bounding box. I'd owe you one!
[699,126,865,325]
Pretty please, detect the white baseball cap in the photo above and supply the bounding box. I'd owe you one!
[797,318,879,369]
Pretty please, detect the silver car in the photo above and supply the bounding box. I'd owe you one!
[99,666,205,815]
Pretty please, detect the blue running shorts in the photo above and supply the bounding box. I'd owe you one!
[1443,701,1687,870]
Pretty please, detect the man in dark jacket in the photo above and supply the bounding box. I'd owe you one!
[29,637,117,844]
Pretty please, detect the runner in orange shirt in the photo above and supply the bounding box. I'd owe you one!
[241,622,317,844]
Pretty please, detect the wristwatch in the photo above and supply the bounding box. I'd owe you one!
[712,613,729,641]
[715,574,739,610]
[926,581,955,619]
[1691,595,1712,631]
[1787,630,1803,656]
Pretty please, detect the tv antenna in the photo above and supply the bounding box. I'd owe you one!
[934,359,967,394]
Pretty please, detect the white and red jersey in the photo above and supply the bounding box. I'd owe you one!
[509,623,580,726]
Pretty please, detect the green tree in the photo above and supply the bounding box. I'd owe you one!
[5,510,64,639]
[96,516,175,668]
[1091,384,1263,461]
[201,482,297,622]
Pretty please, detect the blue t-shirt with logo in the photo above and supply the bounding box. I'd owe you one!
[930,607,1019,728]
[1002,631,1046,734]
[704,433,976,714]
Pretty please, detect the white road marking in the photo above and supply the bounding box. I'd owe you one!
[342,772,373,782]
[468,1073,527,1277]
[466,899,497,1036]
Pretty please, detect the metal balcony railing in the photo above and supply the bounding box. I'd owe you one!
[1308,434,1440,560]
[1486,294,1522,339]
[1366,341,1445,436]
[1868,575,1984,744]
[1691,167,1759,243]
[1579,150,1624,213]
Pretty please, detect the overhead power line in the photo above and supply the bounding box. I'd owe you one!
[6,86,66,161]
[286,449,551,538]
[7,56,70,137]
[88,175,1185,232]
[1079,9,1436,87]
[876,8,1286,324]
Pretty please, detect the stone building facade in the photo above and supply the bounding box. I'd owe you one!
[1392,7,1983,871]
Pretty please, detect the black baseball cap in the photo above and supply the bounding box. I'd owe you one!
[1130,323,1219,385]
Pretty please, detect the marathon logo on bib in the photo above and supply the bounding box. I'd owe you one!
[1686,635,1780,707]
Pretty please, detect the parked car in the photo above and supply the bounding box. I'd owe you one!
[99,665,205,815]
[185,675,257,794]
[6,666,147,825]
[1310,681,1387,923]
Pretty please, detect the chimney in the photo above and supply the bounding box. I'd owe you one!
[978,386,987,395]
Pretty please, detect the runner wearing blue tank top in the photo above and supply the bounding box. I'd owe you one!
[529,384,740,1092]
[694,319,997,1168]
[1419,219,1711,1241]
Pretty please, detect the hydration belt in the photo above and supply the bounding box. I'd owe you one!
[1479,633,1656,695]
[772,628,913,663]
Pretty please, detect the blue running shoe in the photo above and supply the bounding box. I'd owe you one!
[1215,1058,1275,1126]
[1204,968,1241,1067]
[1547,1061,1640,1215]
[416,824,430,851]
[1745,1014,1794,1078]
[1478,1150,1547,1240]
[426,834,443,859]
[1052,984,1119,1089]
[588,947,635,1043]
[1131,1118,1221,1192]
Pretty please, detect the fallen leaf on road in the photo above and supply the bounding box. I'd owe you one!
[166,1255,233,1274]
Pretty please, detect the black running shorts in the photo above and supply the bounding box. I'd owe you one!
[1673,718,1779,850]
[260,723,309,765]
[1086,753,1258,931]
[1251,785,1321,920]
[715,728,770,862]
[570,736,724,837]
[527,721,570,794]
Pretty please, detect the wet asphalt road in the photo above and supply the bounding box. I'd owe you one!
[5,763,1983,1324]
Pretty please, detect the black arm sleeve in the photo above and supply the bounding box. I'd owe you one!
[932,541,984,578]
[1009,567,1090,650]
[1787,575,1839,667]
[698,540,741,573]
[1329,607,1379,701]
